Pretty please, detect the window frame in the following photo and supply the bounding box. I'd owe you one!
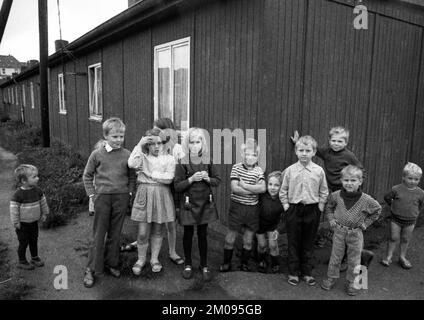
[58,73,66,114]
[22,84,26,107]
[30,82,35,109]
[153,37,190,132]
[88,62,103,122]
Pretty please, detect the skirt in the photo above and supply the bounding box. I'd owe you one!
[131,183,175,223]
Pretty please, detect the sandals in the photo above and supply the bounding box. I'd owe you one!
[380,258,392,267]
[132,261,146,276]
[151,261,163,273]
[120,242,137,252]
[302,275,316,286]
[399,258,412,270]
[169,256,185,265]
[287,275,299,286]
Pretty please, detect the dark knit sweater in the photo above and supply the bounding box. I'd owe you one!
[83,146,136,196]
[384,184,424,220]
[316,147,362,192]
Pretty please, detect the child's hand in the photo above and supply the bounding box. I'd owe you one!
[318,203,325,212]
[201,171,210,182]
[239,179,247,189]
[139,136,154,146]
[189,172,203,183]
[359,223,367,231]
[283,204,290,212]
[290,130,300,144]
[329,220,337,229]
[41,215,48,223]
[14,222,21,230]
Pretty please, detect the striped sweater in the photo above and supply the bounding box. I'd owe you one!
[10,187,49,225]
[325,190,381,229]
[230,163,265,205]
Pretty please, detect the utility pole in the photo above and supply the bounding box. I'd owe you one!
[38,0,50,147]
[0,0,13,43]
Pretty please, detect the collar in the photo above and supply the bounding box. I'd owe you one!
[105,142,119,152]
[242,163,257,170]
[295,161,314,172]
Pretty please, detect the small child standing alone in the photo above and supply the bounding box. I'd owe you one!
[10,164,49,270]
[321,165,381,296]
[381,162,424,269]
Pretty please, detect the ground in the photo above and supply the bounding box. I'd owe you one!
[1,146,424,300]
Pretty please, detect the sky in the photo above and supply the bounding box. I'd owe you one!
[0,0,128,62]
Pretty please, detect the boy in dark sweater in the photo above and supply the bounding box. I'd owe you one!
[82,117,135,288]
[10,164,49,270]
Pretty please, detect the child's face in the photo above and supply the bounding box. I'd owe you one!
[24,171,39,188]
[104,128,125,149]
[341,174,362,192]
[242,149,258,168]
[295,143,316,165]
[329,133,347,152]
[402,173,421,189]
[267,176,281,197]
[189,134,203,155]
[148,137,163,157]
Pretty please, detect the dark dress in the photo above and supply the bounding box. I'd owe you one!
[174,155,221,225]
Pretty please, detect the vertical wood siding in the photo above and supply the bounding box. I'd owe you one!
[2,0,424,226]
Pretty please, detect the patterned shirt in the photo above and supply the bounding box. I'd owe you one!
[279,161,329,206]
[325,190,381,229]
[10,187,49,225]
[230,163,265,205]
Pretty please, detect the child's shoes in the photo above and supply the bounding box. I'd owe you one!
[399,258,412,270]
[301,275,316,286]
[30,257,44,267]
[239,263,250,272]
[346,282,360,296]
[379,258,392,267]
[17,261,35,270]
[105,265,121,278]
[182,265,193,279]
[321,277,337,290]
[200,266,212,282]
[83,268,95,288]
[132,260,145,275]
[287,275,299,286]
[258,260,267,273]
[219,263,232,272]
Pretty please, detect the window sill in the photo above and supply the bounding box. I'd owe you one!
[59,111,67,115]
[89,116,103,122]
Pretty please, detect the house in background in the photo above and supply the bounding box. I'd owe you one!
[0,55,22,80]
[1,0,424,226]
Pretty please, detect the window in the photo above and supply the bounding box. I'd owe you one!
[30,82,35,109]
[11,88,14,104]
[22,84,26,107]
[154,37,190,131]
[1,68,5,74]
[8,88,11,103]
[58,73,66,114]
[88,63,103,120]
[15,86,18,105]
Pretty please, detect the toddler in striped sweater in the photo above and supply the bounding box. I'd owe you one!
[10,164,49,270]
[321,165,381,296]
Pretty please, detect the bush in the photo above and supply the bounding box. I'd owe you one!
[0,120,41,152]
[17,142,87,229]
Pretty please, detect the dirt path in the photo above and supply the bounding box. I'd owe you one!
[1,146,423,300]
